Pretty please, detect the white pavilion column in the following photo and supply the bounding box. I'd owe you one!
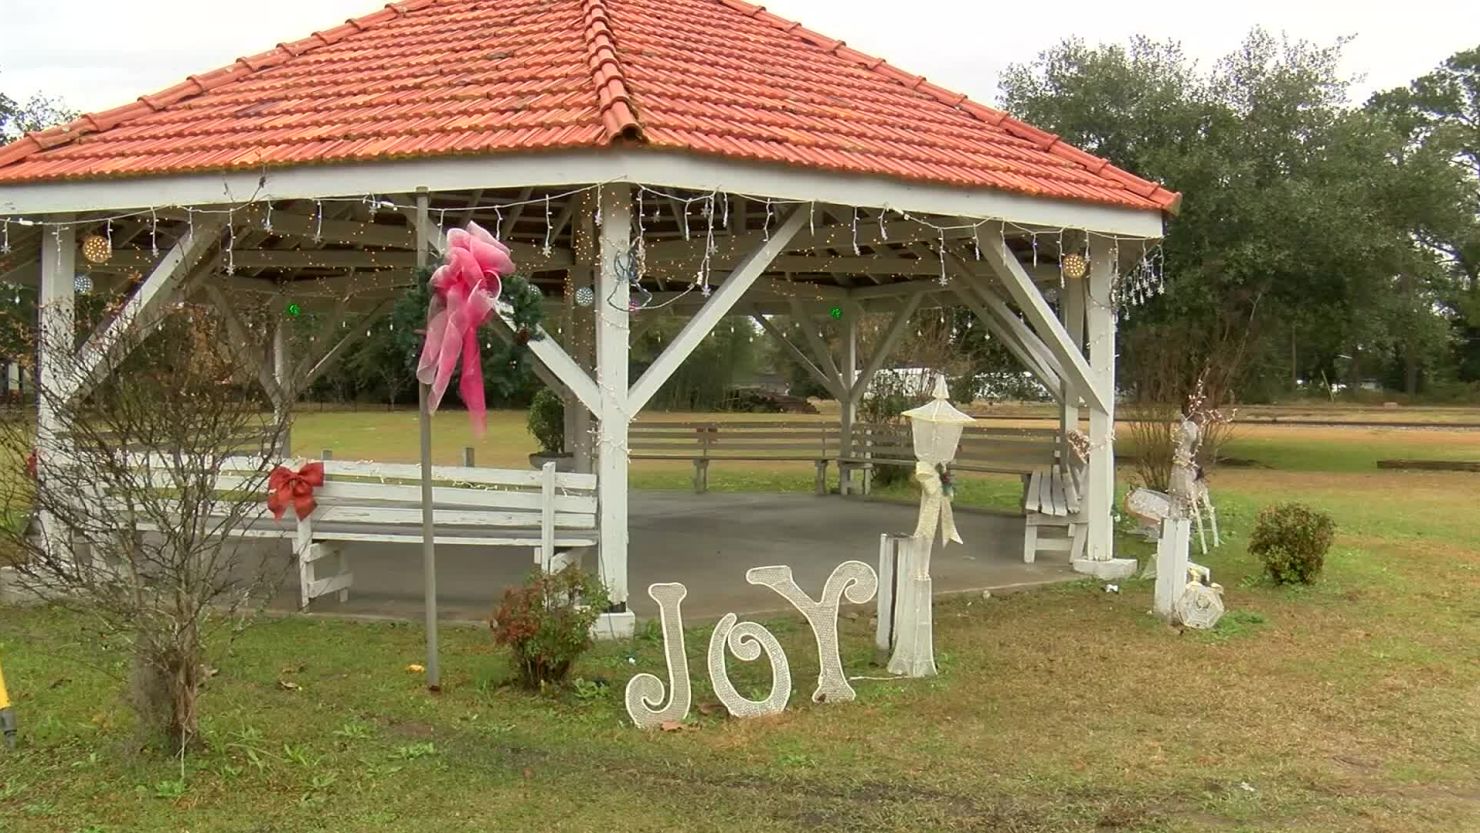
[38,221,76,560]
[566,191,597,473]
[272,317,292,456]
[838,302,859,494]
[1083,236,1122,568]
[595,184,635,633]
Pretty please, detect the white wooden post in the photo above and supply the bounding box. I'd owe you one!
[887,535,937,677]
[874,533,906,665]
[1084,237,1119,566]
[272,317,292,456]
[838,304,859,494]
[596,184,635,633]
[568,190,597,473]
[38,221,75,562]
[1154,518,1192,619]
[538,461,556,570]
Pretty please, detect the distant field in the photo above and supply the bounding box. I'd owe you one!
[289,407,1480,479]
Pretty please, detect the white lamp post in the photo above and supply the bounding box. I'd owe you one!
[888,376,975,677]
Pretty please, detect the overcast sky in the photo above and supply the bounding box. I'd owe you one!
[2,0,1472,115]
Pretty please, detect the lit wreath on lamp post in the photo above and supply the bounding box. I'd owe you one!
[888,376,975,678]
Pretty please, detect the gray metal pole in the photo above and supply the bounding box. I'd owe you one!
[415,187,440,691]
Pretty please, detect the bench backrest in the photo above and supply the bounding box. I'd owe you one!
[126,454,598,535]
[630,421,838,460]
[851,422,1061,474]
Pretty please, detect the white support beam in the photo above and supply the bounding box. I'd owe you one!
[848,279,948,302]
[950,283,1063,402]
[37,220,75,562]
[850,292,923,402]
[1085,237,1118,562]
[227,248,569,271]
[202,282,282,405]
[484,313,574,397]
[965,245,1108,413]
[38,221,75,432]
[502,319,601,415]
[951,262,1069,387]
[298,300,394,390]
[752,311,844,401]
[838,299,860,492]
[627,206,807,415]
[1060,270,1086,437]
[237,206,417,249]
[70,217,226,401]
[397,207,563,269]
[788,298,842,383]
[272,314,292,454]
[596,184,633,610]
[1,150,1166,239]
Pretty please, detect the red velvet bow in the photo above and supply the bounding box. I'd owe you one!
[415,221,515,435]
[268,462,325,521]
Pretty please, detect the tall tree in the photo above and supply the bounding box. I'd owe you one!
[1001,30,1463,401]
[0,74,74,141]
[1370,47,1480,384]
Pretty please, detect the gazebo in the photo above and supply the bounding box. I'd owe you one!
[0,0,1177,633]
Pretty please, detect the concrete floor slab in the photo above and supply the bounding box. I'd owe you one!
[265,492,1078,622]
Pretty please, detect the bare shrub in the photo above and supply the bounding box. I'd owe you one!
[0,298,292,749]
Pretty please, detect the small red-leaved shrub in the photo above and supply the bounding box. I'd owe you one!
[490,566,609,689]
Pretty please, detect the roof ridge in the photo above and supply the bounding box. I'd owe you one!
[0,0,448,172]
[582,0,644,143]
[710,0,1181,214]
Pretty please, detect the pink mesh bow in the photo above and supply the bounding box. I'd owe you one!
[415,222,515,434]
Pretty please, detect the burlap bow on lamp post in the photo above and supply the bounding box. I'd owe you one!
[888,376,975,678]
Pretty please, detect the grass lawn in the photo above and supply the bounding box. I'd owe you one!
[1,411,1477,831]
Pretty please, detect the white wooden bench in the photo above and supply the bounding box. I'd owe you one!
[630,421,838,494]
[1021,457,1087,563]
[116,456,598,608]
[845,423,1086,562]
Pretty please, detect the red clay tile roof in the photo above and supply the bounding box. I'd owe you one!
[0,0,1180,214]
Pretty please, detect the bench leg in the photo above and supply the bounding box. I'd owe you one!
[297,546,312,610]
[336,549,351,603]
[1023,518,1038,564]
[1069,522,1088,562]
[815,460,828,495]
[862,464,873,496]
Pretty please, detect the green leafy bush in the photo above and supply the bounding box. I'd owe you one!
[1248,503,1336,584]
[490,566,609,688]
[527,388,565,455]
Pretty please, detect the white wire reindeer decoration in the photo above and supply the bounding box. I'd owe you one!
[1190,466,1221,554]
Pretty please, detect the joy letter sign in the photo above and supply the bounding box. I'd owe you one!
[625,561,878,729]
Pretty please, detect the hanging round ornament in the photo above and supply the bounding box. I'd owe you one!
[574,286,595,308]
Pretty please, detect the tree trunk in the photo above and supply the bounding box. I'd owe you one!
[1404,345,1420,396]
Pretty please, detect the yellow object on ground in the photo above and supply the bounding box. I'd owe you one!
[0,660,9,709]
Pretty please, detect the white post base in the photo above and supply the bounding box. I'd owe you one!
[1154,518,1193,620]
[593,610,636,641]
[886,537,937,678]
[1071,557,1138,580]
